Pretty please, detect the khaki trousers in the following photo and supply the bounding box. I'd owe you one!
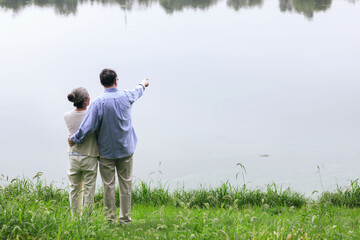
[68,155,98,216]
[99,154,133,223]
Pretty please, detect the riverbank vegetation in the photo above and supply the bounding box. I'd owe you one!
[0,0,333,19]
[1,174,360,239]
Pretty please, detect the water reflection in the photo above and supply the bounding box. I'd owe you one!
[1,0,355,18]
[280,0,331,19]
[159,0,219,14]
[227,0,263,11]
[0,0,79,15]
[96,0,135,10]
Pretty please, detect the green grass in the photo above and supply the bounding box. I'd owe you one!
[130,181,307,209]
[319,179,360,208]
[1,174,360,239]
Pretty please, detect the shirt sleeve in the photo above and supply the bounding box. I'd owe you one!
[124,84,145,104]
[71,101,101,144]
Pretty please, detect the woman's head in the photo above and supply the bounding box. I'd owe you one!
[67,87,89,109]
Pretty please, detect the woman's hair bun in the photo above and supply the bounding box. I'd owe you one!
[67,93,76,102]
[67,87,89,108]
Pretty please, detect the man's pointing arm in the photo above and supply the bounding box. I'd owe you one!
[68,101,101,147]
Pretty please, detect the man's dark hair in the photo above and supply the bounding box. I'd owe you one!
[100,68,117,87]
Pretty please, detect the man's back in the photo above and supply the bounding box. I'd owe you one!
[72,85,145,159]
[97,87,143,158]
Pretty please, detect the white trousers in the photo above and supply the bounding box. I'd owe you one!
[99,154,133,223]
[68,155,98,215]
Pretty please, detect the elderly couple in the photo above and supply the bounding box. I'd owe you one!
[64,68,149,224]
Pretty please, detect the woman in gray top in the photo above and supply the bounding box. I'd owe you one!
[64,87,99,215]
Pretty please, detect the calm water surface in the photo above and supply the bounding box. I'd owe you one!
[1,0,359,195]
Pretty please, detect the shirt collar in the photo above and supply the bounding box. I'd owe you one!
[104,88,118,93]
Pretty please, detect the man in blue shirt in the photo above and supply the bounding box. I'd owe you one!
[69,68,149,223]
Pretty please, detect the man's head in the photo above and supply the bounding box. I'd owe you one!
[100,68,117,87]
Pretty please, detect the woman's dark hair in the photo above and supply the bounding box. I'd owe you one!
[100,68,117,87]
[67,87,89,109]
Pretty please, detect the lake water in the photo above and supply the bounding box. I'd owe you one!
[1,0,359,196]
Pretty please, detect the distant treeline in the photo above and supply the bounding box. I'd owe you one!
[0,0,352,19]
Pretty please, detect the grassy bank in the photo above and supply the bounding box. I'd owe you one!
[1,174,360,239]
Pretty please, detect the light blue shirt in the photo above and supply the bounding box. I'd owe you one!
[71,85,145,159]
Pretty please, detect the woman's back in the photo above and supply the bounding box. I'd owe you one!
[64,110,99,157]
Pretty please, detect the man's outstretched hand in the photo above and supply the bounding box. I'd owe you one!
[68,137,75,147]
[140,78,149,87]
